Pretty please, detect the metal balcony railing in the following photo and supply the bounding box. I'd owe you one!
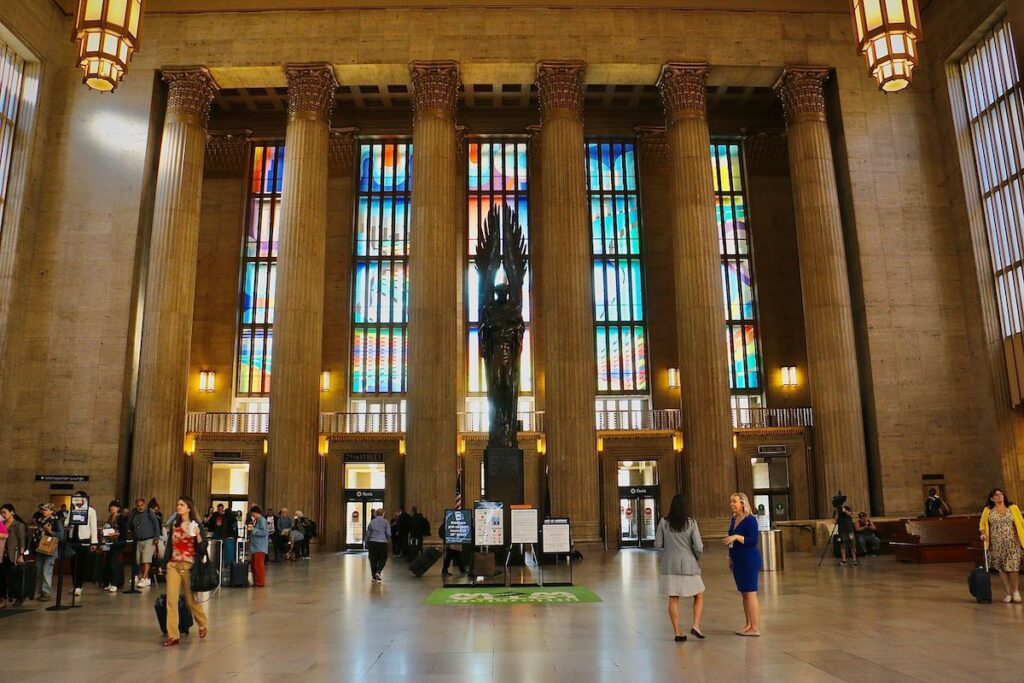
[457,411,545,433]
[320,412,407,434]
[595,408,681,431]
[185,412,268,434]
[732,407,813,428]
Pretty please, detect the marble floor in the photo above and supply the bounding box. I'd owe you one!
[2,545,1023,682]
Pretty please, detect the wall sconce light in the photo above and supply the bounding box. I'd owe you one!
[597,437,604,453]
[318,435,329,456]
[672,432,683,453]
[781,366,798,388]
[667,368,680,389]
[457,436,466,456]
[73,0,145,92]
[262,439,268,455]
[536,435,546,455]
[199,370,215,393]
[399,438,406,455]
[183,433,196,456]
[732,433,738,450]
[320,370,330,392]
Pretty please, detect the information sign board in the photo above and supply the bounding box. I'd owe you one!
[70,493,89,526]
[443,509,473,544]
[542,518,571,554]
[474,501,504,546]
[510,508,538,544]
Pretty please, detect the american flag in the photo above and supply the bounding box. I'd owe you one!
[454,462,463,510]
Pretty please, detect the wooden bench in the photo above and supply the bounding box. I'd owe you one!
[889,515,982,563]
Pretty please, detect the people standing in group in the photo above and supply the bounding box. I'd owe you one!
[161,497,209,647]
[925,488,952,518]
[396,507,410,557]
[208,503,238,566]
[409,507,426,552]
[101,500,128,593]
[286,512,305,561]
[34,503,64,602]
[980,487,1024,603]
[130,498,161,587]
[247,506,268,587]
[365,508,391,582]
[58,504,70,527]
[855,511,881,557]
[655,494,705,642]
[275,508,292,561]
[723,492,761,637]
[833,504,859,567]
[66,491,98,598]
[0,504,27,607]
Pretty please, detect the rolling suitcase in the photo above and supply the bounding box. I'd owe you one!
[230,561,250,587]
[968,548,992,604]
[153,572,193,634]
[7,562,36,600]
[408,547,441,577]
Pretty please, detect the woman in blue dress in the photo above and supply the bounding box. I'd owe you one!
[721,492,761,636]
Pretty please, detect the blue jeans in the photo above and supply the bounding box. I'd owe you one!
[222,538,236,565]
[38,554,56,596]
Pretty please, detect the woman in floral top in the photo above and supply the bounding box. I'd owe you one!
[159,497,209,646]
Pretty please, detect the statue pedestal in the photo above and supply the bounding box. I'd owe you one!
[483,447,524,505]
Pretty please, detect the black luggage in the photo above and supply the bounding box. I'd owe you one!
[968,549,992,604]
[408,547,441,577]
[7,562,36,600]
[154,593,193,634]
[230,561,250,588]
[403,544,420,563]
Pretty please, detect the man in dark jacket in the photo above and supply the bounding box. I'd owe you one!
[129,498,162,586]
[208,504,239,565]
[395,508,410,556]
[409,507,428,552]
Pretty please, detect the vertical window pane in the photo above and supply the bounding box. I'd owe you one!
[0,42,25,247]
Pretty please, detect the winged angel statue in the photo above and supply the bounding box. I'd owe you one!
[475,203,528,449]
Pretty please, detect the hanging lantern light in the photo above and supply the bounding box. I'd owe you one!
[72,0,144,92]
[850,0,921,92]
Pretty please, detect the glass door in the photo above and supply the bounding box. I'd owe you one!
[640,497,657,545]
[619,498,640,546]
[751,456,791,528]
[343,461,386,549]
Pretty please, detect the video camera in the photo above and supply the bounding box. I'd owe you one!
[831,491,847,510]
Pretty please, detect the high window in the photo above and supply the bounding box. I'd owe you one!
[959,20,1024,406]
[350,141,411,403]
[465,138,532,424]
[586,140,650,426]
[235,144,283,398]
[713,141,763,411]
[0,41,25,243]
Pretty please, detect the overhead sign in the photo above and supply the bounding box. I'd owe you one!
[213,451,243,460]
[344,453,385,463]
[35,475,89,482]
[542,518,571,554]
[443,509,473,545]
[618,485,658,497]
[510,508,538,544]
[474,501,504,546]
[757,445,787,455]
[344,488,385,501]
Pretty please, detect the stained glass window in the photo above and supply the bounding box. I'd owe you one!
[712,141,763,395]
[959,20,1024,407]
[0,41,25,247]
[466,138,532,401]
[351,141,412,394]
[586,140,648,394]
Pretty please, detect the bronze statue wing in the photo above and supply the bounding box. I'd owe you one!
[476,203,502,312]
[502,203,528,311]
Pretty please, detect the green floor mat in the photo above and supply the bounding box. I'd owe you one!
[425,586,602,605]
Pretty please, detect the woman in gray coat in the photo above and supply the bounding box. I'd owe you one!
[655,494,705,641]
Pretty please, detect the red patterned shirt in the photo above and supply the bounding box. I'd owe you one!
[171,523,196,564]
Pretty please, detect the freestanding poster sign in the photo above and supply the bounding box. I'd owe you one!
[443,509,473,544]
[510,508,538,544]
[474,501,504,546]
[69,493,89,526]
[540,517,573,586]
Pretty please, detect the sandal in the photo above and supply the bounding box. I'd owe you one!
[162,638,180,647]
[199,627,207,639]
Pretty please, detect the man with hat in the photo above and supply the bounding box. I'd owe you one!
[35,503,64,601]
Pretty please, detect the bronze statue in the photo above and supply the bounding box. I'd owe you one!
[476,203,528,449]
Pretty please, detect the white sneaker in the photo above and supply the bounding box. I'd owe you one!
[106,586,118,593]
[1002,594,1013,603]
[137,578,150,587]
[73,588,82,597]
[1014,592,1022,603]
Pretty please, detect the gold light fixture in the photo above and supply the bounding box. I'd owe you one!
[536,435,546,455]
[72,0,144,92]
[183,434,196,456]
[672,433,683,453]
[320,370,331,392]
[781,366,799,388]
[597,437,604,453]
[667,368,681,389]
[457,436,466,455]
[318,435,330,456]
[198,370,215,393]
[850,0,921,92]
[399,438,406,456]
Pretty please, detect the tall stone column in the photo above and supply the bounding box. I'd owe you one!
[536,61,600,542]
[405,61,460,532]
[131,68,218,510]
[658,63,736,525]
[266,64,337,517]
[776,67,869,514]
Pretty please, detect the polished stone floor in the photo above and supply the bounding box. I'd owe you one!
[2,545,1023,682]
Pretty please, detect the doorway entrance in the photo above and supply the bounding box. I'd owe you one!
[751,455,790,527]
[343,459,385,550]
[210,461,250,522]
[617,460,659,548]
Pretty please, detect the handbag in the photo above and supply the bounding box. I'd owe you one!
[35,535,59,556]
[190,555,220,593]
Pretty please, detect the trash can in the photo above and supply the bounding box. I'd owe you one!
[759,529,783,572]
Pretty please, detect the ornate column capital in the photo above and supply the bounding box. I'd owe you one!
[162,67,219,129]
[775,66,830,124]
[536,60,586,124]
[205,129,251,177]
[284,63,338,124]
[410,61,461,120]
[329,127,358,176]
[657,62,708,124]
[634,126,668,170]
[741,128,789,176]
[455,125,469,165]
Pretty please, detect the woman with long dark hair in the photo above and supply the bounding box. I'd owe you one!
[160,497,210,646]
[654,494,705,641]
[980,488,1024,603]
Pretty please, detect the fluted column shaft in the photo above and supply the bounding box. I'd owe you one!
[777,67,868,514]
[266,64,337,516]
[536,61,600,542]
[659,63,736,524]
[131,69,218,510]
[405,62,460,532]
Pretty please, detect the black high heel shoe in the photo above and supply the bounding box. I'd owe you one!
[690,628,705,640]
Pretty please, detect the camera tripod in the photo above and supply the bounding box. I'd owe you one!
[817,520,838,567]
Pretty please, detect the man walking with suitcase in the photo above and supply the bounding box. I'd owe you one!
[365,508,391,583]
